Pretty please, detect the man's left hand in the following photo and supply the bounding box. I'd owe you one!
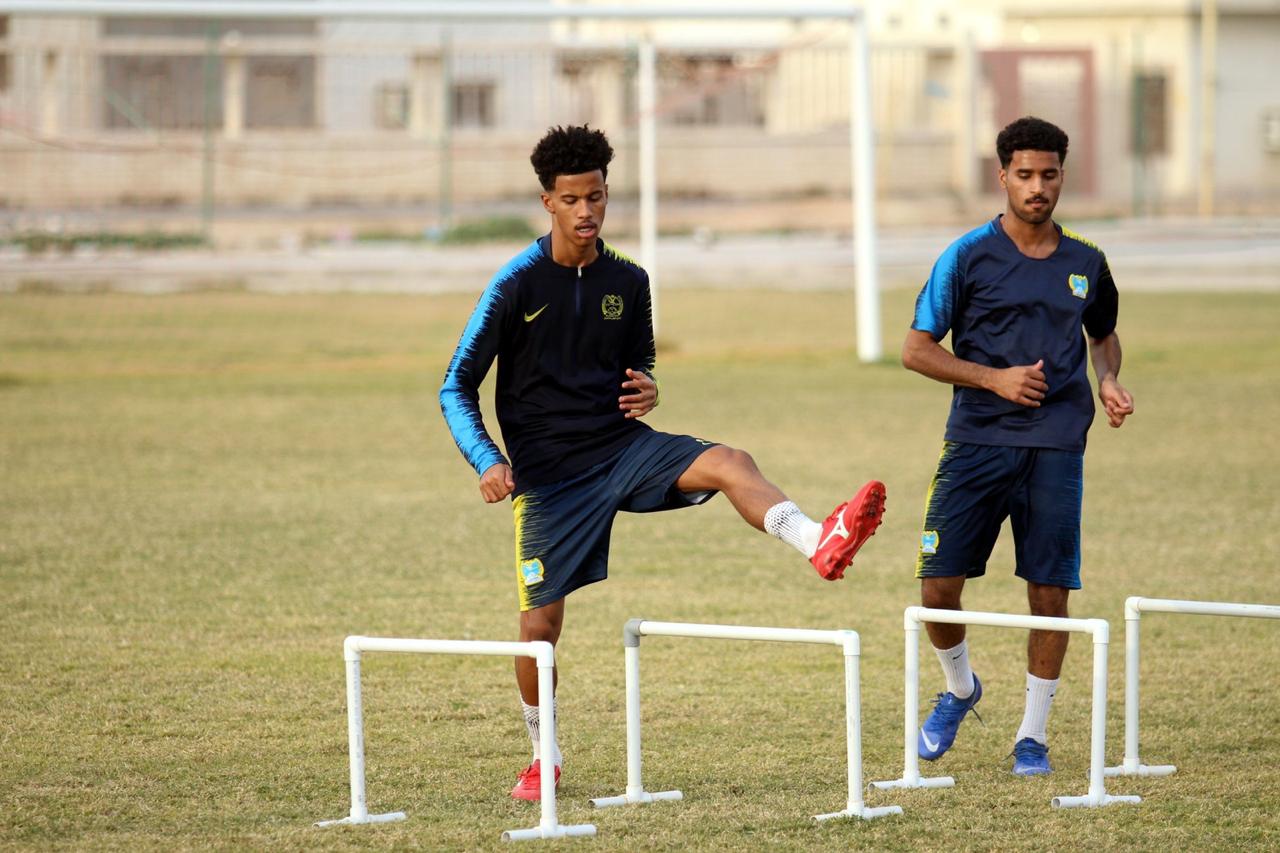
[1099,377,1134,428]
[620,368,658,419]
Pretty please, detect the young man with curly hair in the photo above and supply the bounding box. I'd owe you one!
[441,125,886,800]
[902,116,1135,776]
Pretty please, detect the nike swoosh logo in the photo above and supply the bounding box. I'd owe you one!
[524,304,549,322]
[921,730,940,753]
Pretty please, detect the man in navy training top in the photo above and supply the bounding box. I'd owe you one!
[902,116,1134,776]
[440,124,887,801]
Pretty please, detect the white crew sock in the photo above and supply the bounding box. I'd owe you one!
[934,640,975,699]
[522,699,562,767]
[763,501,822,558]
[1015,673,1059,746]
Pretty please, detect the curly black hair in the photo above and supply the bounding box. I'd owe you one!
[530,125,614,191]
[996,116,1069,168]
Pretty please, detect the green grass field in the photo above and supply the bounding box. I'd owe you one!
[2,287,1278,851]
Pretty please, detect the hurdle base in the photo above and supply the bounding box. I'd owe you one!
[501,822,597,842]
[1103,762,1176,778]
[590,789,683,808]
[870,775,955,791]
[315,810,407,827]
[814,803,903,822]
[1051,793,1141,809]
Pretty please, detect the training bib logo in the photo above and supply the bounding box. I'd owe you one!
[1068,274,1089,299]
[520,558,545,586]
[602,294,624,320]
[921,530,940,555]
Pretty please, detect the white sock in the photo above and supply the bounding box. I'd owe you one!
[763,501,822,558]
[521,699,562,767]
[934,640,975,699]
[1015,673,1058,746]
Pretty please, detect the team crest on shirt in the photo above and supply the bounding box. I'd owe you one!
[601,294,624,320]
[1068,274,1089,299]
[921,530,940,555]
[520,558,545,586]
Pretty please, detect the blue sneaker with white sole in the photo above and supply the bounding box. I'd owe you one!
[1011,737,1052,776]
[917,673,983,761]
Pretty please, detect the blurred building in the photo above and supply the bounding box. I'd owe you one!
[0,0,1275,222]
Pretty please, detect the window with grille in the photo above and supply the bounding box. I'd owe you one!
[1131,72,1168,156]
[452,81,495,128]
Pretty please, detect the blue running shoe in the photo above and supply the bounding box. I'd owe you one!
[1011,738,1052,776]
[917,674,983,761]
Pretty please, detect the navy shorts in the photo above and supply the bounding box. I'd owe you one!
[512,430,718,611]
[915,442,1084,590]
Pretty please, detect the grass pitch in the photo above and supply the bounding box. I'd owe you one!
[1,287,1278,851]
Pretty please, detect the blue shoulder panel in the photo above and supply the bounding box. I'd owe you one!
[912,220,995,338]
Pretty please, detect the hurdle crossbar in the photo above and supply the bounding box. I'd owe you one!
[315,636,596,842]
[588,619,901,823]
[1105,596,1280,778]
[870,606,1139,809]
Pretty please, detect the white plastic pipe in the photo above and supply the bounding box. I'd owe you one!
[815,641,902,821]
[0,1,863,20]
[637,36,659,336]
[591,619,900,822]
[1105,596,1280,779]
[870,612,953,791]
[589,623,683,809]
[871,608,1139,809]
[849,13,881,363]
[315,636,596,841]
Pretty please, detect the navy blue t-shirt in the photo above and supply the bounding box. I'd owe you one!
[910,216,1118,452]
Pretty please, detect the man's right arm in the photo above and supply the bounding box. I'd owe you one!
[902,329,1048,408]
[906,243,1048,408]
[440,279,513,500]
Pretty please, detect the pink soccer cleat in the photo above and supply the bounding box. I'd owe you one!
[810,480,886,580]
[510,760,561,801]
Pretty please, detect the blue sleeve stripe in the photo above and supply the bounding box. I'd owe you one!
[439,240,542,475]
[911,221,992,337]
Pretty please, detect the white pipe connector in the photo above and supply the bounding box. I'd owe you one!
[1106,595,1280,779]
[872,607,1139,810]
[591,619,899,822]
[317,636,596,841]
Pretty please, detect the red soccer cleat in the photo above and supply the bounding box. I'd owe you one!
[809,480,886,580]
[510,760,561,801]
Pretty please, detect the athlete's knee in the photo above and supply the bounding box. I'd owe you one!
[519,604,564,645]
[1028,583,1069,617]
[697,445,759,487]
[921,577,964,610]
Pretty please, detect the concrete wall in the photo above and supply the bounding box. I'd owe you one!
[1214,13,1280,202]
[0,127,961,209]
[1002,8,1280,212]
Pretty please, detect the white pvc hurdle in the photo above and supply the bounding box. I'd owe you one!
[1104,596,1280,778]
[315,636,596,842]
[589,619,902,822]
[870,607,1139,809]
